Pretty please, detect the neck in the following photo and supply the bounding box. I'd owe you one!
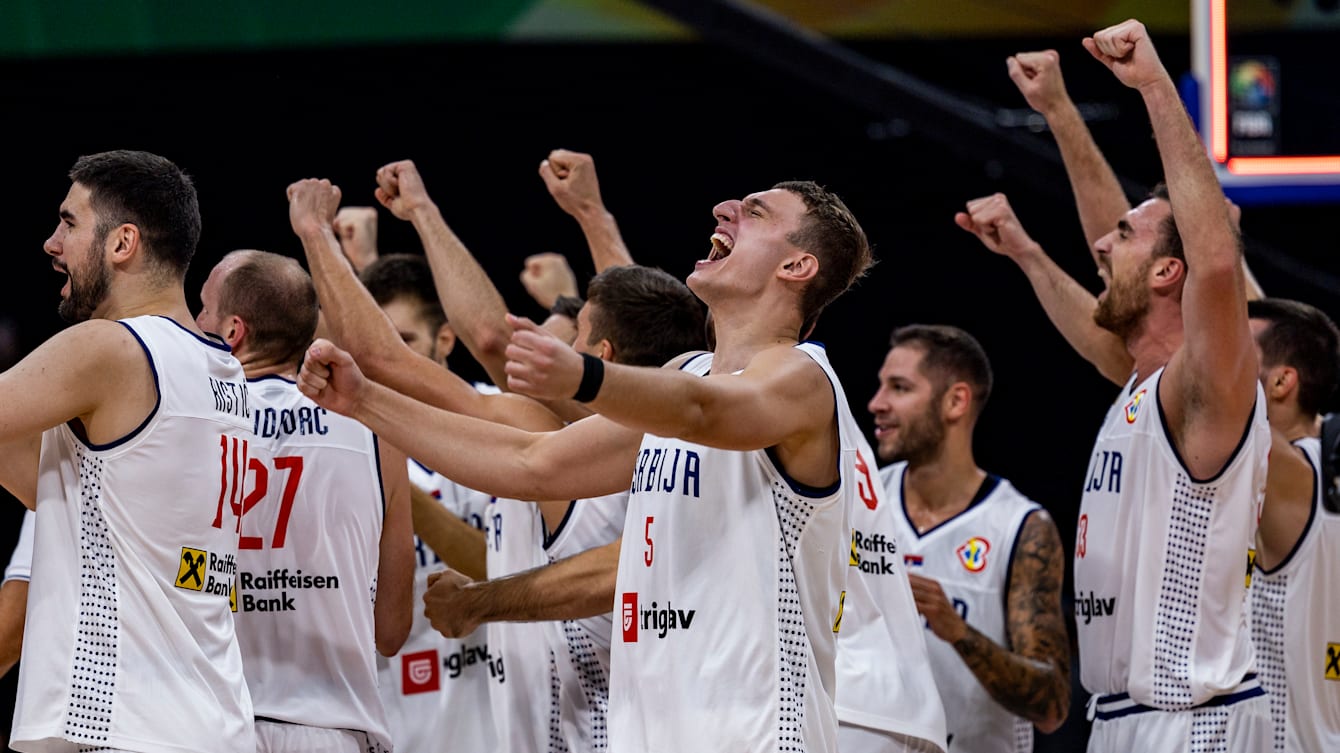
[236,353,299,381]
[903,437,985,516]
[99,283,199,334]
[706,303,804,374]
[1273,408,1318,442]
[1124,306,1183,383]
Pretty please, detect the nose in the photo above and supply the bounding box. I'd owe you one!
[1094,231,1114,257]
[712,199,739,224]
[44,227,60,257]
[867,388,886,416]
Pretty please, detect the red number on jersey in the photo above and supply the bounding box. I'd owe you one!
[644,516,655,567]
[1076,514,1088,559]
[211,439,306,551]
[855,450,878,510]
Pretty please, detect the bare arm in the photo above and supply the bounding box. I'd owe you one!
[333,206,380,273]
[1255,430,1315,571]
[374,438,414,656]
[410,485,487,580]
[0,578,27,678]
[299,338,641,503]
[539,149,635,270]
[373,161,513,388]
[956,194,1132,384]
[910,511,1070,731]
[424,539,619,638]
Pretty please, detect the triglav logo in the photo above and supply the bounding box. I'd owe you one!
[621,592,696,641]
[401,649,441,694]
[622,592,638,643]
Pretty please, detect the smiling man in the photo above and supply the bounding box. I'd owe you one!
[299,179,873,753]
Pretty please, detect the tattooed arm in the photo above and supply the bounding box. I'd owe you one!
[909,509,1071,732]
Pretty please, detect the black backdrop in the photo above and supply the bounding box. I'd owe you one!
[1,31,1335,747]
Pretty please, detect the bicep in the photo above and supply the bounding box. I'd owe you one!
[526,416,643,500]
[686,352,835,451]
[1005,511,1069,664]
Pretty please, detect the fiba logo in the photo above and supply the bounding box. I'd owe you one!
[401,649,441,694]
[622,592,638,643]
[956,537,991,572]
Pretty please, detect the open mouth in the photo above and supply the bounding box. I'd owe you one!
[706,232,734,262]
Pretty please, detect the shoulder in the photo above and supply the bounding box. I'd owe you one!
[664,350,712,371]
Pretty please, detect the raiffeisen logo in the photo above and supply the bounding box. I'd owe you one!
[621,592,696,641]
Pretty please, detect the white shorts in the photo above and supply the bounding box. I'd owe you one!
[255,719,384,753]
[839,723,946,753]
[1086,680,1272,753]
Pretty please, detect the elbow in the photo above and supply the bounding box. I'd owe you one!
[1034,712,1066,735]
[1033,680,1071,734]
[375,617,411,657]
[470,325,510,363]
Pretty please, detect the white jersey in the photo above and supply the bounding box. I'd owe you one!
[610,344,851,753]
[544,493,628,752]
[1075,368,1268,706]
[4,508,34,583]
[1250,437,1340,753]
[836,451,947,751]
[882,463,1040,752]
[13,315,257,753]
[232,375,392,751]
[377,460,497,753]
[487,495,567,753]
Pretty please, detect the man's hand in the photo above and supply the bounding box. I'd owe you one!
[520,253,580,310]
[908,573,969,644]
[375,160,436,220]
[1082,19,1169,91]
[287,179,342,237]
[1006,50,1071,117]
[954,193,1043,261]
[503,314,584,400]
[539,149,606,220]
[297,338,370,418]
[333,206,379,272]
[424,568,482,638]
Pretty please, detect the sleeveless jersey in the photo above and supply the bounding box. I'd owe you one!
[231,375,392,751]
[377,460,497,753]
[4,508,34,584]
[835,450,947,751]
[1075,368,1268,706]
[13,315,257,753]
[609,343,852,753]
[1250,437,1340,753]
[544,492,628,752]
[882,463,1041,752]
[486,495,567,753]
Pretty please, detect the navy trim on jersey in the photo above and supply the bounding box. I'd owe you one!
[764,446,841,498]
[1154,371,1258,484]
[899,472,1001,540]
[1092,674,1263,720]
[373,434,386,518]
[246,374,297,385]
[69,321,163,451]
[678,352,712,372]
[1001,507,1042,614]
[155,314,233,351]
[410,457,435,475]
[542,500,578,549]
[1256,442,1320,576]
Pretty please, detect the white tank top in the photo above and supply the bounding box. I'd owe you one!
[609,344,851,753]
[377,460,497,753]
[882,463,1040,752]
[1075,367,1268,706]
[1250,436,1340,753]
[13,315,257,753]
[231,375,392,750]
[4,508,34,583]
[835,451,947,751]
[544,492,628,752]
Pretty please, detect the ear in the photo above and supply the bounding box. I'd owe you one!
[105,223,141,266]
[779,252,819,283]
[1265,365,1299,401]
[435,322,457,360]
[941,382,973,423]
[222,315,247,351]
[1150,256,1185,293]
[597,338,613,362]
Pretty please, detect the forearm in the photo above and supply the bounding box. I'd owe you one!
[409,204,512,386]
[296,223,403,364]
[576,207,634,270]
[0,579,27,678]
[1045,102,1131,251]
[1014,250,1132,384]
[411,486,487,580]
[462,541,618,623]
[952,626,1069,729]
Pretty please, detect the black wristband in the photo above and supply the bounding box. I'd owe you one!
[573,353,605,403]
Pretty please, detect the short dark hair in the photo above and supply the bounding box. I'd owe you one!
[217,250,318,367]
[69,150,201,279]
[1248,297,1340,417]
[359,253,447,334]
[889,324,994,417]
[1147,182,1186,266]
[585,265,707,367]
[774,180,874,335]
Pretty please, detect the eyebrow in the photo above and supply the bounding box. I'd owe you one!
[59,208,76,222]
[1117,219,1133,234]
[743,196,770,214]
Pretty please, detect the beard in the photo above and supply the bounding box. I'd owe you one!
[58,244,112,323]
[1093,259,1153,340]
[879,401,946,468]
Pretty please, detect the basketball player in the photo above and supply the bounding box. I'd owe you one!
[0,150,256,752]
[194,248,414,752]
[299,177,873,753]
[865,324,1069,751]
[289,173,705,753]
[0,509,32,678]
[1245,298,1340,753]
[957,20,1271,750]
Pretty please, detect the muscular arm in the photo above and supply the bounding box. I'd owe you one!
[411,485,487,580]
[424,539,619,638]
[373,438,414,656]
[946,512,1071,731]
[1255,430,1316,571]
[0,578,27,678]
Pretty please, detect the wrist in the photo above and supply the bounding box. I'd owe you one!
[407,201,443,227]
[576,204,612,226]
